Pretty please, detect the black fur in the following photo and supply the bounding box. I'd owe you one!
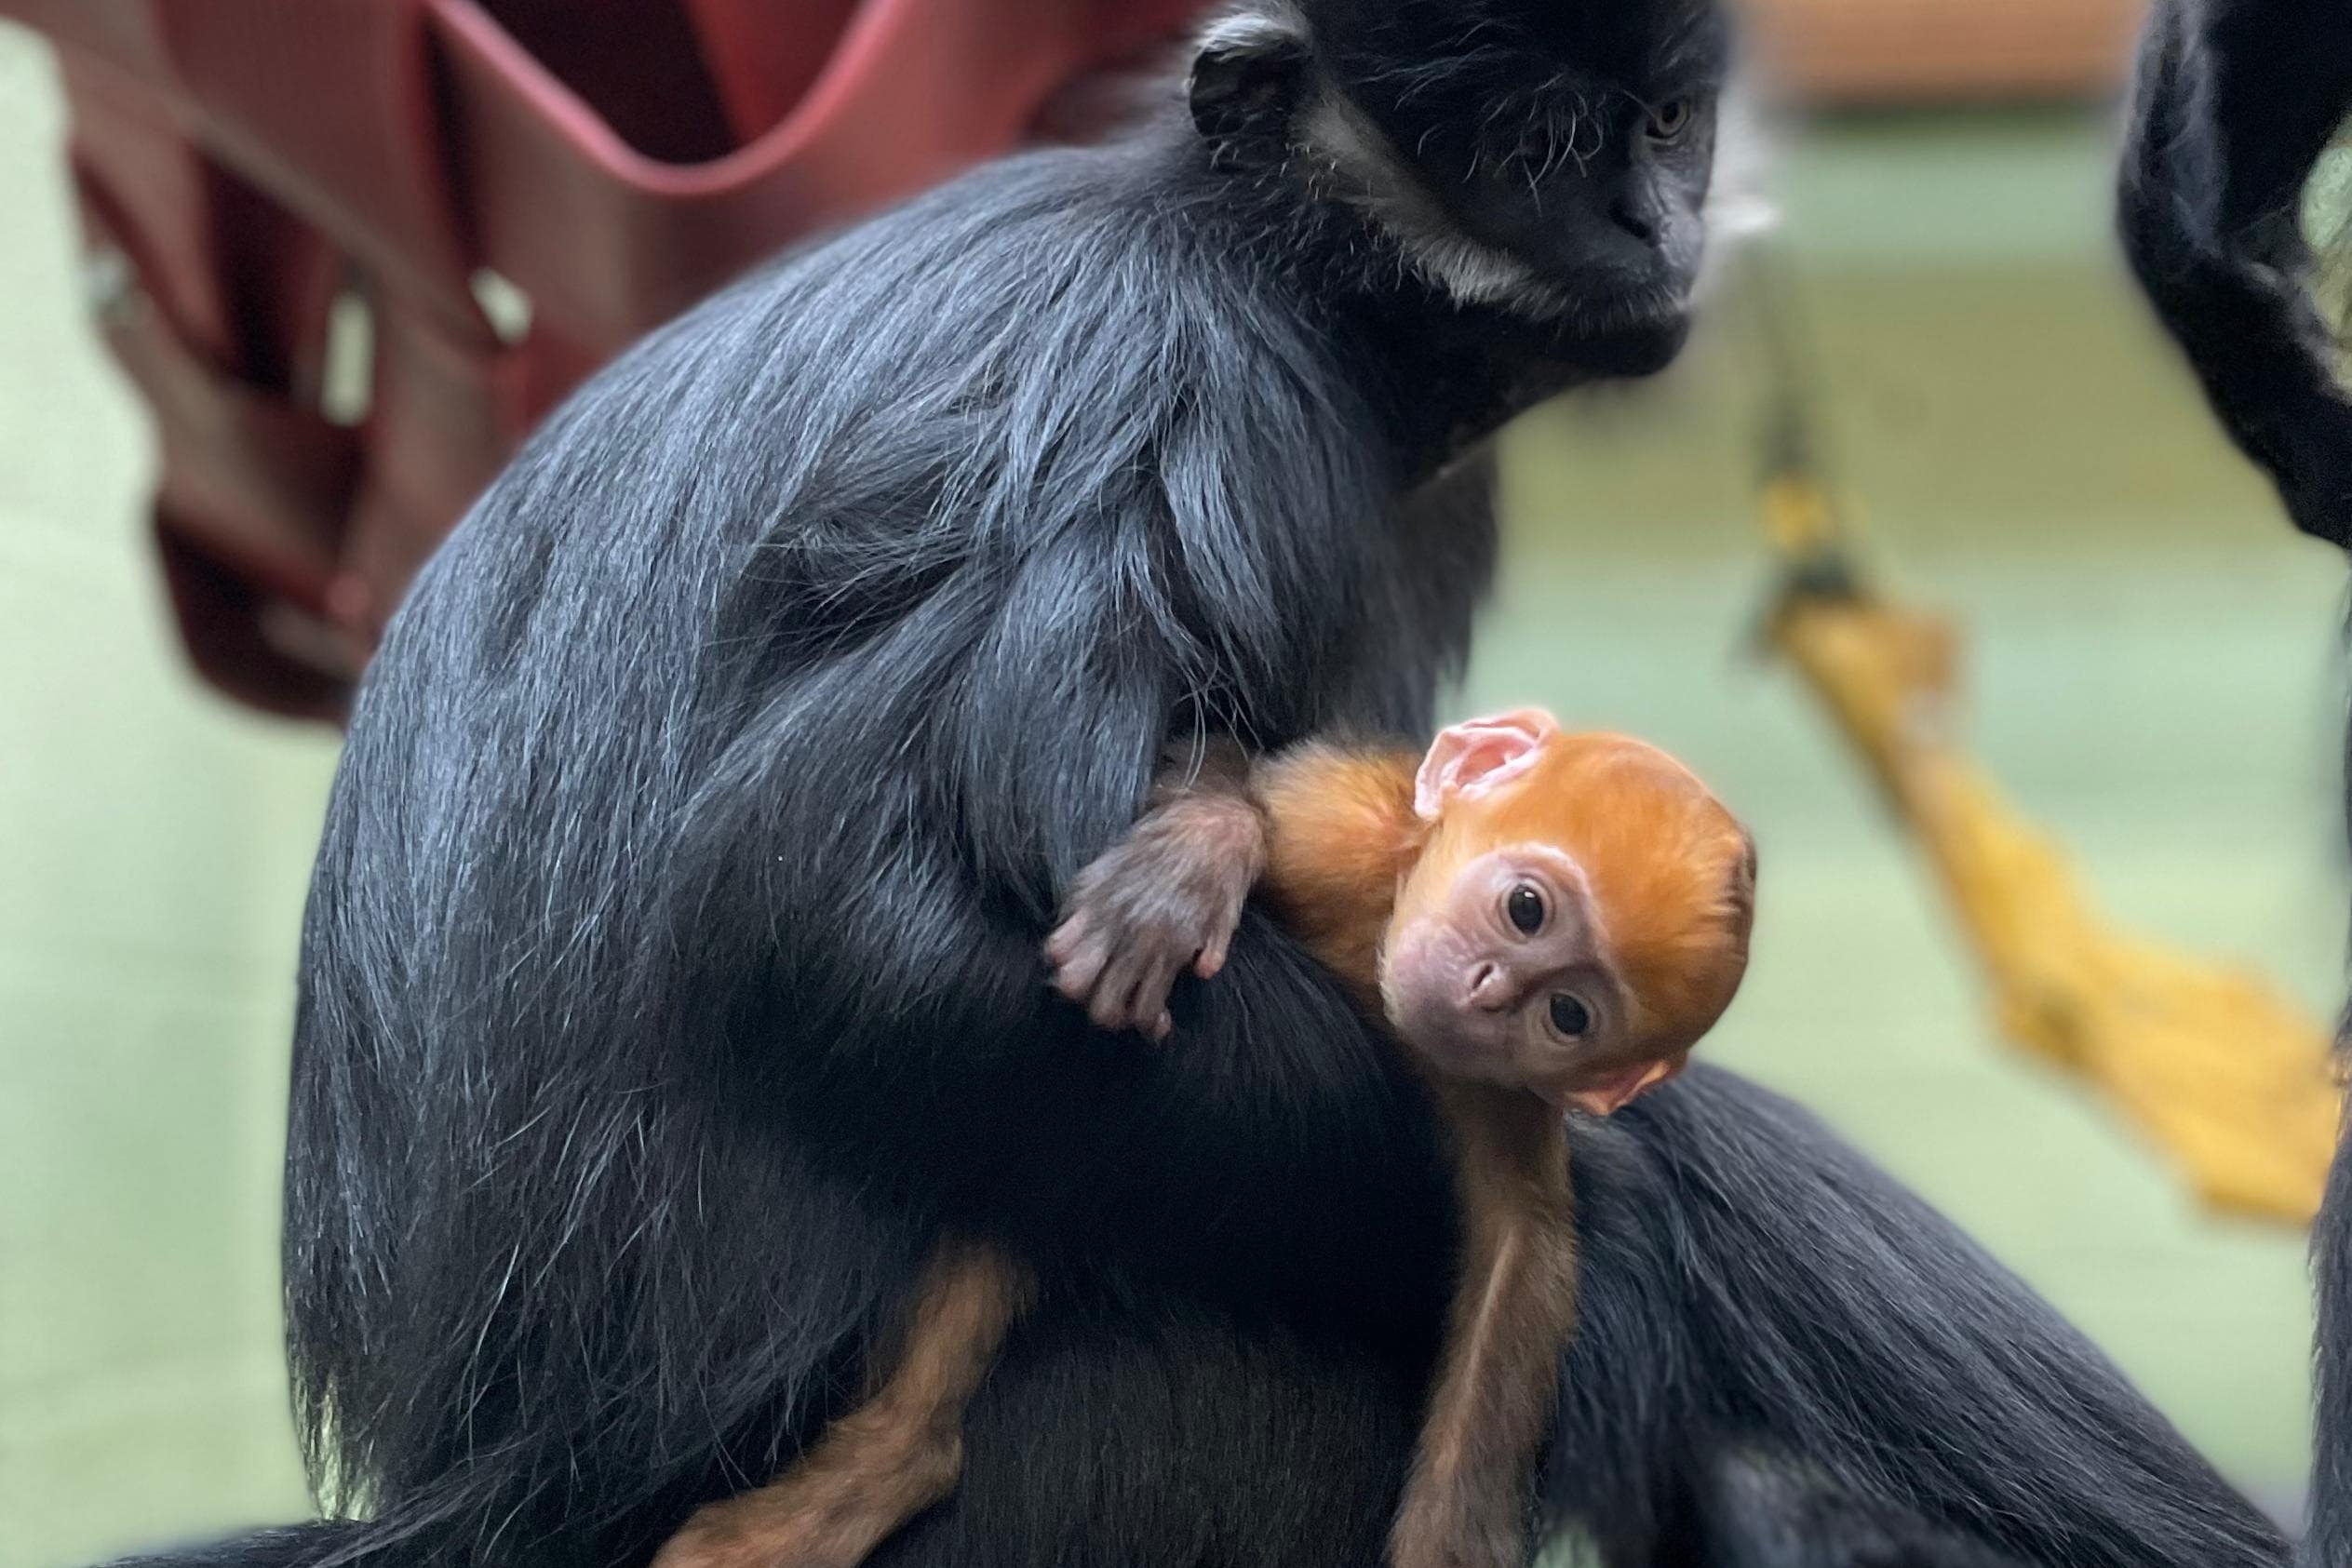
[106,1527,368,1568]
[2119,6,2352,1562]
[2319,1113,2352,1568]
[2118,0,2352,549]
[106,6,2291,1566]
[1551,1071,2283,1568]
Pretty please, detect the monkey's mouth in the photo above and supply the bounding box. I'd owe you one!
[1540,293,1694,377]
[1396,1003,1523,1081]
[1408,1031,1523,1090]
[1551,277,1692,334]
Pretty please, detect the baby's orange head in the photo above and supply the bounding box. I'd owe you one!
[1381,710,1754,1113]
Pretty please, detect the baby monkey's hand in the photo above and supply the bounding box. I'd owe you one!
[1045,784,1267,1040]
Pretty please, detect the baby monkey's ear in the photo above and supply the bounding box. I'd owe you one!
[1413,709,1560,822]
[1723,826,1759,953]
[1189,9,1311,145]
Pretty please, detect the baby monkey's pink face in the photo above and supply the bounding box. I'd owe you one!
[1381,842,1662,1111]
[1378,711,1754,1115]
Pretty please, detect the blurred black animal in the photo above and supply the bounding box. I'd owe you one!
[2120,2,2352,1563]
[112,2,2287,1565]
[2119,0,2352,550]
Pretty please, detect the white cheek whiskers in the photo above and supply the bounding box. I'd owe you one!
[1296,90,1573,316]
[1292,87,1721,338]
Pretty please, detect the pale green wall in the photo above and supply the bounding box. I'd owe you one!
[0,22,2336,1566]
[0,29,329,1567]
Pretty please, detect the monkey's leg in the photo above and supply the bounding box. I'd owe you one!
[1391,1092,1577,1568]
[652,1241,1035,1568]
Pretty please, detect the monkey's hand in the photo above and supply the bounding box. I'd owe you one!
[1044,793,1267,1040]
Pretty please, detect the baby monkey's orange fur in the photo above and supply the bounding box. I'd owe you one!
[654,711,1755,1568]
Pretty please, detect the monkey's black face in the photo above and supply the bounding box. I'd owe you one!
[1331,0,1728,329]
[1190,0,1732,343]
[1399,82,1716,328]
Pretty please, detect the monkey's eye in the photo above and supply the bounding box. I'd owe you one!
[1646,99,1694,142]
[1506,885,1546,935]
[1548,993,1593,1039]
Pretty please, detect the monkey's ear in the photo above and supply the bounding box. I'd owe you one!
[1414,709,1559,822]
[1727,828,1758,931]
[1189,12,1310,144]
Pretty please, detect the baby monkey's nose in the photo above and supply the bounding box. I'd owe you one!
[1466,961,1514,1012]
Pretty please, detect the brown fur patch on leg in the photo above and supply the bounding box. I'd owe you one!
[650,1408,966,1568]
[651,1241,1033,1568]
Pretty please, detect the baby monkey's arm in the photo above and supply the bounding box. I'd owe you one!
[1049,736,1420,1035]
[1044,738,1269,1039]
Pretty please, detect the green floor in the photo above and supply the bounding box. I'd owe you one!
[1,24,2341,1567]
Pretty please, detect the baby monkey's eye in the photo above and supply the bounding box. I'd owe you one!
[1548,993,1593,1039]
[1506,885,1546,934]
[1646,99,1694,142]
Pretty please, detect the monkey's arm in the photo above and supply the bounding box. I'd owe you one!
[1045,739,1269,1039]
[1391,1085,1578,1568]
[654,1240,1035,1568]
[1249,742,1421,991]
[1047,739,1423,1034]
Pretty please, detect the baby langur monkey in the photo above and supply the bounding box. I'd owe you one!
[655,710,1754,1568]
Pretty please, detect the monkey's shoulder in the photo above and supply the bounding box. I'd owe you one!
[1255,740,1420,960]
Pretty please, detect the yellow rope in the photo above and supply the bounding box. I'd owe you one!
[1762,475,2341,1225]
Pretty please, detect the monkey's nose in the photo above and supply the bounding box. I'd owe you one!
[1466,962,1513,1012]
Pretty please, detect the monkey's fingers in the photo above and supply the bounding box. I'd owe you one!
[1094,945,1165,1035]
[1129,953,1191,1038]
[1047,924,1112,1003]
[1083,936,1147,1030]
[1085,991,1125,1030]
[1043,913,1094,967]
[1192,889,1251,980]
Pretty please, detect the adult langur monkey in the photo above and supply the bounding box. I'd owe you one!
[110,2,2281,1565]
[2120,2,2352,1562]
